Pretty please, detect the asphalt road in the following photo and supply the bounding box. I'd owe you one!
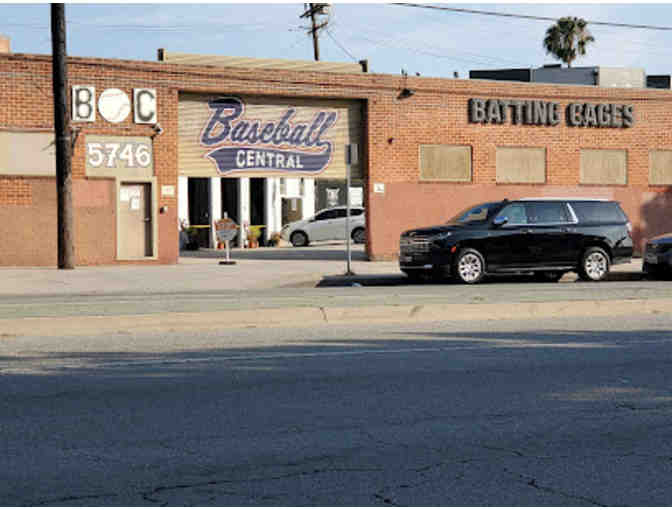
[2,314,672,506]
[1,278,671,320]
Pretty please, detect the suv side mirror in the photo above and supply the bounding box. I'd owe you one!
[493,215,509,227]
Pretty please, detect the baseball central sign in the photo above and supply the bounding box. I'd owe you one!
[200,96,338,176]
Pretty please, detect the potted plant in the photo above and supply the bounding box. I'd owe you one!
[185,226,200,250]
[247,225,261,248]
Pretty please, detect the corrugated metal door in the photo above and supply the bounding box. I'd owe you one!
[178,93,363,180]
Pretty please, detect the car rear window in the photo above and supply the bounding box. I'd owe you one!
[570,201,628,223]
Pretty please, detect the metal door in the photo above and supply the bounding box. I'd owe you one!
[119,183,152,258]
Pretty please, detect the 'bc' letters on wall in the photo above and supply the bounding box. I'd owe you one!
[199,96,338,176]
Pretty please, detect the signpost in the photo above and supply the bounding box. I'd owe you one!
[215,214,239,266]
[345,143,358,276]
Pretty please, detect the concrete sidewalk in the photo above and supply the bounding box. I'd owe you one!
[0,245,645,298]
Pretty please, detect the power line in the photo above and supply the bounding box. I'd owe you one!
[336,24,529,68]
[325,28,358,62]
[393,3,672,31]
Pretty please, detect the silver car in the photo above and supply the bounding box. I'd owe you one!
[281,206,366,247]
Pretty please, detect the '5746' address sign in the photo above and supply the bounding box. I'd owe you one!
[85,135,154,177]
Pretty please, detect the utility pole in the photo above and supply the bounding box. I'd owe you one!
[300,3,330,61]
[51,3,75,269]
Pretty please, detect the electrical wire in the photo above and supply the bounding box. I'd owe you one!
[334,23,529,68]
[393,3,672,31]
[325,28,358,62]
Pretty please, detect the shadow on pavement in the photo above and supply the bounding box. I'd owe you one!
[180,242,367,262]
[316,270,645,288]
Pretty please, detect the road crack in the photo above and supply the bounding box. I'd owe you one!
[374,492,400,506]
[34,492,119,505]
[526,477,606,506]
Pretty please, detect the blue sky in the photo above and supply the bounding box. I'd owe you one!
[2,3,672,79]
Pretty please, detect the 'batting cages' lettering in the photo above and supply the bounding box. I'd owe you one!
[469,98,634,128]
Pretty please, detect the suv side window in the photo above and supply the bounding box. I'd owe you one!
[570,201,627,223]
[525,202,571,224]
[350,208,364,216]
[334,208,348,219]
[498,203,528,224]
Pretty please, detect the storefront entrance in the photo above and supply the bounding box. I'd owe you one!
[188,177,211,248]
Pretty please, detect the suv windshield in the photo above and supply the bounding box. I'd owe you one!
[447,202,502,225]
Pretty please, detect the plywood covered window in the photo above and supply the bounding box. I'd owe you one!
[649,150,672,185]
[580,149,627,185]
[419,145,472,182]
[0,131,55,176]
[496,147,546,184]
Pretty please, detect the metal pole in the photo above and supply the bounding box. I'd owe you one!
[310,4,320,61]
[51,3,75,269]
[345,146,354,276]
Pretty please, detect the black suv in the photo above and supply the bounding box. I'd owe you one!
[400,198,633,284]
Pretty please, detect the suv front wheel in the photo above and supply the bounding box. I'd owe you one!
[454,248,486,284]
[578,247,610,281]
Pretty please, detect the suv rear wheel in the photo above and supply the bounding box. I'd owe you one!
[578,247,610,281]
[454,248,485,284]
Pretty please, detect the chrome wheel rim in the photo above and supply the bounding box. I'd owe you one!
[458,253,482,282]
[585,252,607,280]
[293,233,306,246]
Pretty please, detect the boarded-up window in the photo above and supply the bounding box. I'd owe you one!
[649,150,672,185]
[419,145,472,182]
[496,147,546,183]
[0,131,55,176]
[580,149,627,185]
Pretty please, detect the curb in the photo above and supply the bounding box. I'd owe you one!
[1,298,669,338]
[317,271,645,287]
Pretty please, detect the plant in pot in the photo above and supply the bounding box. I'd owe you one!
[247,225,261,248]
[185,227,200,251]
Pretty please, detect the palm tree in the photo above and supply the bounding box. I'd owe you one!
[543,17,595,67]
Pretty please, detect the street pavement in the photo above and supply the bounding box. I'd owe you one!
[0,244,667,335]
[0,243,647,297]
[3,315,672,505]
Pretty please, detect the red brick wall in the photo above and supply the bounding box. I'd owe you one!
[0,178,57,266]
[2,53,672,265]
[0,54,179,266]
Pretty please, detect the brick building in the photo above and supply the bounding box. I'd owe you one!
[1,46,672,266]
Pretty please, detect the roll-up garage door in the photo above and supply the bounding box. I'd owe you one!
[178,93,363,180]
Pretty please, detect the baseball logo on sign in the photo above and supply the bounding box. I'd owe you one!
[98,88,131,123]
